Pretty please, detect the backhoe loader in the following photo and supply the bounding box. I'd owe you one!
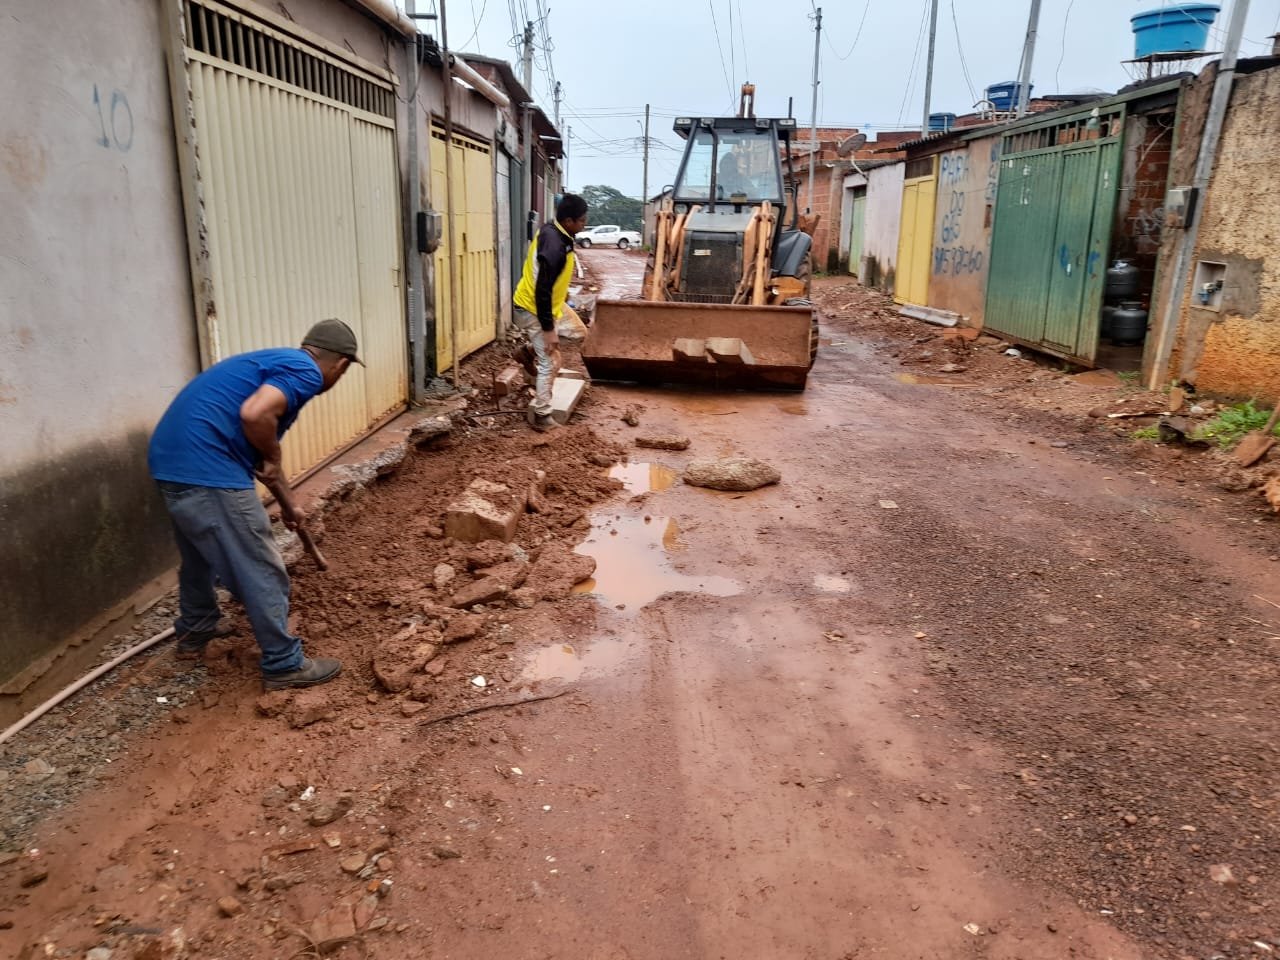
[581,84,819,391]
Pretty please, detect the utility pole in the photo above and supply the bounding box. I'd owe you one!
[565,125,571,191]
[1015,0,1043,117]
[1148,0,1251,390]
[553,81,562,129]
[641,103,651,208]
[921,0,939,134]
[808,6,821,213]
[521,20,535,255]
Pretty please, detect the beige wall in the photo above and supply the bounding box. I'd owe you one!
[1171,66,1280,402]
[926,136,1001,327]
[0,0,415,702]
[0,0,198,695]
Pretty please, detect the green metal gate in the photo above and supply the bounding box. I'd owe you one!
[848,190,866,276]
[985,108,1124,363]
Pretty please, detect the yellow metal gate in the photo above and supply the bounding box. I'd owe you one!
[172,0,406,479]
[894,158,938,306]
[430,126,497,365]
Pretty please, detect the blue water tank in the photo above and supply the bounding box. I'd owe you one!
[986,81,1032,112]
[1131,4,1219,57]
[928,112,957,133]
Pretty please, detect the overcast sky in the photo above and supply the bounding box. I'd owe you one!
[412,0,1279,199]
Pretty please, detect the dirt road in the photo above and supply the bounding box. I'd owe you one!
[2,248,1276,960]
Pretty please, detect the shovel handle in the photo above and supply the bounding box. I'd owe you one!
[295,524,329,572]
[1266,400,1280,434]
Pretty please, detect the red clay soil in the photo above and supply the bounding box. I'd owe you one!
[1,250,1277,960]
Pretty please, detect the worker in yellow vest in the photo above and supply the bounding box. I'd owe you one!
[512,193,589,431]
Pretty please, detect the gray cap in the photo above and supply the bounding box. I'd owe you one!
[302,318,363,365]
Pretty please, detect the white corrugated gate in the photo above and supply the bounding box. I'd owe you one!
[172,0,406,479]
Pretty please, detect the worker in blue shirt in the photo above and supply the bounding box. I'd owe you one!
[148,319,359,690]
[512,193,589,431]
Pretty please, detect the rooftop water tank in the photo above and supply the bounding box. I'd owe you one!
[928,113,957,133]
[985,81,1032,113]
[1131,4,1220,58]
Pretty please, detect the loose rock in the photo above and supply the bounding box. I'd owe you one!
[216,896,243,918]
[683,457,781,492]
[449,577,509,609]
[636,434,691,451]
[432,563,457,592]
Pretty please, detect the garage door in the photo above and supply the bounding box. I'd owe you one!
[172,0,407,479]
[430,126,497,366]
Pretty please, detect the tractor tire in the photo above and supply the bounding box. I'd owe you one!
[618,238,631,251]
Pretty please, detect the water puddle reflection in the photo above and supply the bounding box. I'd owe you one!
[813,574,852,593]
[520,638,630,683]
[572,515,739,614]
[895,372,979,387]
[609,462,678,495]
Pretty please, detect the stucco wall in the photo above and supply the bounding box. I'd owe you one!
[926,136,1000,326]
[0,0,197,691]
[862,163,905,293]
[1174,65,1280,402]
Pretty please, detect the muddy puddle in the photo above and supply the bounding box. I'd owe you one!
[573,514,740,614]
[610,461,678,495]
[520,638,629,683]
[895,372,979,387]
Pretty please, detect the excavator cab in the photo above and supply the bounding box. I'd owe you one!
[581,85,819,391]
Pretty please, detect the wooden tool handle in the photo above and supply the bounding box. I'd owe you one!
[1266,400,1280,433]
[295,525,329,572]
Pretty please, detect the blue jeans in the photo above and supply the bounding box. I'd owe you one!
[157,482,304,675]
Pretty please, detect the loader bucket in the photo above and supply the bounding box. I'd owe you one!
[581,299,818,391]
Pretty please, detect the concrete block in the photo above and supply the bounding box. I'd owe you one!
[444,479,523,543]
[549,377,587,425]
[557,368,588,381]
[493,365,523,396]
[706,337,755,365]
[672,338,708,363]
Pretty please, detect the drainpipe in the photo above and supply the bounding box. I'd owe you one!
[404,5,425,403]
[1146,0,1250,391]
[439,0,463,388]
[348,0,417,36]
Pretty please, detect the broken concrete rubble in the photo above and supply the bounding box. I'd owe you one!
[523,543,596,600]
[408,415,453,445]
[444,479,525,543]
[373,624,441,694]
[683,457,781,492]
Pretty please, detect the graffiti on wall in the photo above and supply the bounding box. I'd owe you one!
[92,85,133,153]
[932,142,1000,278]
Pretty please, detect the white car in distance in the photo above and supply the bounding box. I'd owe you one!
[574,224,642,250]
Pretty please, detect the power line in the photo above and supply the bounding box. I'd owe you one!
[456,0,489,51]
[897,0,931,126]
[949,0,976,102]
[706,0,735,109]
[1055,0,1077,92]
[825,0,871,60]
[728,0,736,88]
[736,0,751,79]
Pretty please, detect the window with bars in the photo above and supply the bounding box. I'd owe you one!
[1002,111,1124,156]
[185,0,394,119]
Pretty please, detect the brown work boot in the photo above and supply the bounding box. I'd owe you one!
[262,656,342,691]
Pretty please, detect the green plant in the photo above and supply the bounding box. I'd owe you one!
[1117,370,1141,385]
[1193,400,1280,448]
[1131,425,1159,441]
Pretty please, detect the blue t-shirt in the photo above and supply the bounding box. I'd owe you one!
[148,348,324,489]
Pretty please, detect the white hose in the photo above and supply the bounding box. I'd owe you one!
[0,627,176,747]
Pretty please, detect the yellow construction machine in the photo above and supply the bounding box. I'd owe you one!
[582,85,819,391]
